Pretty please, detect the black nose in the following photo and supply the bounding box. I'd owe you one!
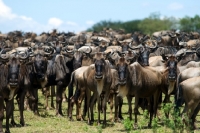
[168,76,176,80]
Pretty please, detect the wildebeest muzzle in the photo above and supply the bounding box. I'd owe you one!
[95,62,103,79]
[117,65,127,85]
[8,71,19,88]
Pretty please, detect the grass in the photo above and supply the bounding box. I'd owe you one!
[3,90,200,133]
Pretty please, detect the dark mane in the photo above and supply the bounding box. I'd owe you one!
[40,32,48,36]
[13,30,24,37]
[19,63,30,84]
[0,64,8,90]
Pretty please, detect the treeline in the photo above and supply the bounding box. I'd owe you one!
[87,12,200,35]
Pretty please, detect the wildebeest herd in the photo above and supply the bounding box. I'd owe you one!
[0,28,200,132]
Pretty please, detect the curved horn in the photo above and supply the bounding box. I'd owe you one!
[0,49,10,60]
[128,42,143,50]
[18,50,29,60]
[179,42,187,46]
[148,41,158,49]
[44,46,54,55]
[65,44,74,53]
[83,46,92,54]
[196,46,200,56]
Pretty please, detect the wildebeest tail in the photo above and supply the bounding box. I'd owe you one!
[69,71,75,87]
[174,81,184,115]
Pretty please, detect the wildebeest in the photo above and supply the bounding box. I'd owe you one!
[117,59,162,127]
[83,52,112,125]
[175,76,200,130]
[68,66,89,121]
[27,45,54,115]
[128,42,157,66]
[176,47,200,72]
[0,49,30,133]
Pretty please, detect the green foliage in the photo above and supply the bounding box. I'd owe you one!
[87,12,200,34]
[180,15,200,32]
[96,125,103,133]
[123,118,133,132]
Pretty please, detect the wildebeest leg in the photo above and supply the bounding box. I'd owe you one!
[109,92,114,122]
[86,88,91,125]
[90,92,97,123]
[187,101,200,130]
[134,95,139,127]
[18,88,26,126]
[77,88,85,121]
[51,86,55,109]
[67,83,73,116]
[10,98,17,126]
[5,99,14,133]
[24,91,32,111]
[114,95,123,122]
[191,104,200,130]
[97,94,101,125]
[118,97,123,120]
[0,97,4,133]
[153,90,162,118]
[82,92,87,120]
[127,96,133,120]
[68,96,75,120]
[114,94,119,122]
[163,93,171,118]
[55,83,64,116]
[102,91,110,125]
[62,89,67,102]
[32,89,39,115]
[43,86,50,110]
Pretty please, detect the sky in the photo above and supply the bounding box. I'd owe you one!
[0,0,199,34]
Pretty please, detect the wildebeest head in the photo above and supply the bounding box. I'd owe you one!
[73,50,83,70]
[14,30,24,46]
[120,42,129,52]
[32,49,52,81]
[129,41,157,66]
[93,52,107,80]
[162,54,179,95]
[0,49,29,100]
[162,54,178,81]
[99,41,108,52]
[7,56,21,88]
[116,57,129,85]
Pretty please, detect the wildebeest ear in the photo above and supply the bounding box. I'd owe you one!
[161,54,168,61]
[196,47,200,56]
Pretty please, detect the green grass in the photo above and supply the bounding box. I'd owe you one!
[3,91,200,133]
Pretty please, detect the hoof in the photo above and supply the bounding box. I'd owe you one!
[148,123,152,128]
[45,107,50,110]
[56,113,63,117]
[20,120,25,127]
[69,117,74,121]
[5,129,10,133]
[10,120,17,127]
[134,123,138,129]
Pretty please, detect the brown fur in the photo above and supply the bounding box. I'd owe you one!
[178,77,200,130]
[83,56,112,125]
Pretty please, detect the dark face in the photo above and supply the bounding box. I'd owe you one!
[8,57,20,87]
[116,62,127,85]
[167,58,177,81]
[17,37,24,46]
[138,47,151,66]
[99,46,107,52]
[33,54,47,81]
[73,51,83,70]
[121,44,128,52]
[94,59,105,79]
[74,41,84,49]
